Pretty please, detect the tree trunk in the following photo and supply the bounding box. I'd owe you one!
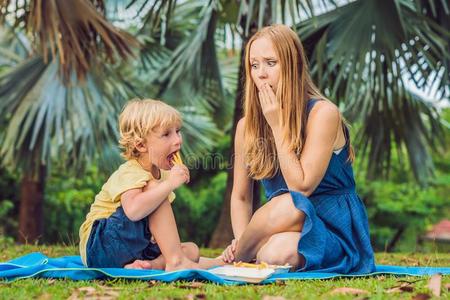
[208,42,247,248]
[386,226,405,252]
[18,164,46,243]
[209,5,272,247]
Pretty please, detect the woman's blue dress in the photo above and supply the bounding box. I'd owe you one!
[260,99,375,274]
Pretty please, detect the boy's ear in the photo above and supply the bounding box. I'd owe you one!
[134,138,148,153]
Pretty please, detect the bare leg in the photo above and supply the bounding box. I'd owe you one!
[123,242,198,270]
[156,242,200,270]
[124,260,153,269]
[148,200,201,271]
[234,193,305,262]
[198,257,226,269]
[256,232,304,270]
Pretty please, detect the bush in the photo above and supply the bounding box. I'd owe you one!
[43,166,104,244]
[42,164,227,246]
[0,166,19,238]
[173,172,227,246]
[357,174,449,252]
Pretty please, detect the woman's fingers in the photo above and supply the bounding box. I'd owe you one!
[262,83,275,104]
[222,249,229,262]
[224,247,232,262]
[259,83,276,111]
[231,239,238,252]
[265,83,276,104]
[222,245,235,263]
[258,91,267,109]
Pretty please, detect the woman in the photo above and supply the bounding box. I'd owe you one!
[222,24,375,274]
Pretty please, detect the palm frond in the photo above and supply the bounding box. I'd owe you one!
[153,0,221,89]
[0,0,138,82]
[135,0,232,126]
[297,0,450,183]
[178,106,222,161]
[0,55,131,173]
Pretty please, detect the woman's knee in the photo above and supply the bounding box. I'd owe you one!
[256,234,301,267]
[181,242,200,262]
[259,194,305,231]
[257,248,295,266]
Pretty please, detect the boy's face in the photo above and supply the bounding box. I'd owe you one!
[143,125,182,170]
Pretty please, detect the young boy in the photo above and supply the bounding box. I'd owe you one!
[79,98,200,271]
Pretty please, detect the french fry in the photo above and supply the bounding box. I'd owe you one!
[176,151,183,164]
[233,261,269,269]
[172,151,183,165]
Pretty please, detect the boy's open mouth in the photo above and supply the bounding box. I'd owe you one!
[167,151,179,163]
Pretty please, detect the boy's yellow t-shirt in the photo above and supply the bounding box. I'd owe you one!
[79,159,175,266]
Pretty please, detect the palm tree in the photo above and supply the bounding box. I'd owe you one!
[206,0,450,246]
[298,0,450,183]
[0,0,448,246]
[0,0,224,242]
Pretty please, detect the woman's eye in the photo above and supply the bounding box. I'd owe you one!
[251,64,258,69]
[267,60,277,66]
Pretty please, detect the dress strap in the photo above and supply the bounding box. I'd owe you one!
[306,99,319,115]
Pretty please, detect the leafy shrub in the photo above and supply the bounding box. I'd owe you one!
[357,175,449,252]
[42,167,104,244]
[173,171,226,246]
[0,166,19,238]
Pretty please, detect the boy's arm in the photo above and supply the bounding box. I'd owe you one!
[120,164,189,221]
[120,180,174,221]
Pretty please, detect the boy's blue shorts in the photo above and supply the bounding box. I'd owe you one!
[86,206,162,268]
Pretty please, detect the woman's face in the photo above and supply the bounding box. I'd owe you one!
[249,37,281,93]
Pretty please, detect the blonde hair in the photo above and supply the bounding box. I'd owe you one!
[243,24,353,179]
[119,98,182,160]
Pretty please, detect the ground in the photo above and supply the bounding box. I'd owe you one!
[0,244,449,299]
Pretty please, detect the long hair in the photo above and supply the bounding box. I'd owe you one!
[243,24,350,179]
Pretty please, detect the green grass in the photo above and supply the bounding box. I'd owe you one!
[0,243,449,300]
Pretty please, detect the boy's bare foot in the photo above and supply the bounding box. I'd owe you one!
[124,259,152,269]
[199,257,226,269]
[148,255,165,270]
[165,256,200,272]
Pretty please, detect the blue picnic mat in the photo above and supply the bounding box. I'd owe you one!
[1,253,449,284]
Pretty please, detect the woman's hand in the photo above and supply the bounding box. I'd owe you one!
[258,83,280,129]
[221,239,238,263]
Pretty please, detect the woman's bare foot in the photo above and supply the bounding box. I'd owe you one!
[165,256,200,272]
[124,259,152,269]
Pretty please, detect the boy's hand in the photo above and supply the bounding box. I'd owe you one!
[167,164,190,189]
